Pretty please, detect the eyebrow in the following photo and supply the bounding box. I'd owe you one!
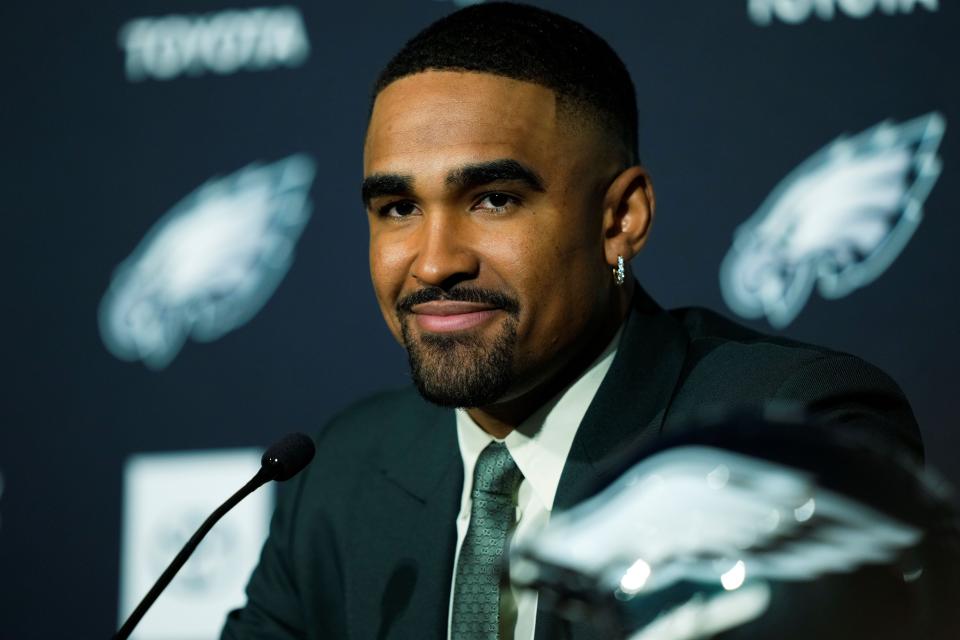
[445,159,546,193]
[361,173,414,207]
[360,158,546,208]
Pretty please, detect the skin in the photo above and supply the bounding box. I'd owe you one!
[363,71,655,438]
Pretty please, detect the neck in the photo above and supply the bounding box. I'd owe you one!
[466,282,633,438]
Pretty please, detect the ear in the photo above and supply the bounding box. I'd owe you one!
[601,166,655,267]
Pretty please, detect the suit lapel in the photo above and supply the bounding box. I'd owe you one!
[554,286,689,509]
[350,402,462,640]
[379,403,460,504]
[537,287,689,640]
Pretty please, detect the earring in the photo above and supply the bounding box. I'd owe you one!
[614,255,625,286]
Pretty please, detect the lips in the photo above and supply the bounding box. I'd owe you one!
[409,301,500,333]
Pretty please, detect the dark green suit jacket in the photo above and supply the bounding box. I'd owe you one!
[222,289,922,640]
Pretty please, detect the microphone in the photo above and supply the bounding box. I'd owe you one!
[113,432,316,640]
[259,432,317,481]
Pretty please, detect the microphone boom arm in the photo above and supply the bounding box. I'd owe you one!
[113,464,278,640]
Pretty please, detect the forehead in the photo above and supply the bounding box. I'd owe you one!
[364,71,562,178]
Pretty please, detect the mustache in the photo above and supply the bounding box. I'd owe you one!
[396,286,521,316]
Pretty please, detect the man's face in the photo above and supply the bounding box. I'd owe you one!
[363,71,620,408]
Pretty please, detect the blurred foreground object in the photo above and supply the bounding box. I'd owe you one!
[512,412,960,639]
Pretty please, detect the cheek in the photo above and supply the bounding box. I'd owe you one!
[369,235,409,332]
[482,216,602,328]
[473,222,544,299]
[369,228,409,283]
[530,219,607,330]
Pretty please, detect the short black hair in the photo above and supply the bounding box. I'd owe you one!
[373,2,639,165]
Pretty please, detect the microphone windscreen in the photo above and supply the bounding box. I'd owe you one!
[261,432,316,481]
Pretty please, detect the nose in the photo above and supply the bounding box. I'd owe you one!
[409,211,479,289]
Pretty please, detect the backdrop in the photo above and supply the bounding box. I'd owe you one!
[1,1,955,637]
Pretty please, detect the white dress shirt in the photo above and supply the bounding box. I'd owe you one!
[447,327,622,640]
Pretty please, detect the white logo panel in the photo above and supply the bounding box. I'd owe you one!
[721,112,945,328]
[99,154,316,369]
[120,448,273,640]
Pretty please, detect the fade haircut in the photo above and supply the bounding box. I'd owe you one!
[373,2,640,165]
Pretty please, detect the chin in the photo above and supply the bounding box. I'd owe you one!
[403,314,520,408]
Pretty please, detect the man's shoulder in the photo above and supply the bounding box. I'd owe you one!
[316,386,445,442]
[289,387,451,501]
[325,386,441,424]
[670,305,847,371]
[662,305,922,459]
[664,305,906,406]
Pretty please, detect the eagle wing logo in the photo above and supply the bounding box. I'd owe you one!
[720,112,945,328]
[514,447,922,639]
[99,154,316,369]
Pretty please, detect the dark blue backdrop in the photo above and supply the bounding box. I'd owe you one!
[2,1,956,637]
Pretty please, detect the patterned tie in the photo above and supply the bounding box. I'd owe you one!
[451,441,524,639]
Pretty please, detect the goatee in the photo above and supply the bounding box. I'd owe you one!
[397,287,521,408]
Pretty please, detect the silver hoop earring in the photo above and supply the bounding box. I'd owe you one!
[614,255,625,286]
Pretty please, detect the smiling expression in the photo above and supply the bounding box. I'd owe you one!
[363,71,628,410]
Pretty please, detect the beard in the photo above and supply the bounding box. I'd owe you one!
[397,287,521,408]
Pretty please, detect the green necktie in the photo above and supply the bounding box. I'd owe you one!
[451,441,524,639]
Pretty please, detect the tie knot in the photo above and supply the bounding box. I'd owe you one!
[473,442,523,497]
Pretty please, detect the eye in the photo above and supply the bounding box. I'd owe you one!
[474,192,519,213]
[378,200,418,218]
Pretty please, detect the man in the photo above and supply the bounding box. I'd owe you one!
[222,3,922,639]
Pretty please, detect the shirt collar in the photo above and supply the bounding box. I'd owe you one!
[455,324,623,511]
